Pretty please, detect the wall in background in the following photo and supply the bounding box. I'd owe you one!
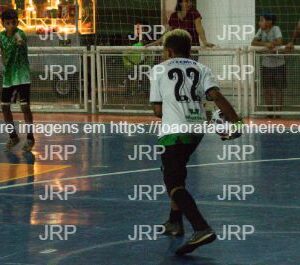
[197,0,255,48]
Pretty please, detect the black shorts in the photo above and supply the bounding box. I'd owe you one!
[262,65,286,89]
[1,84,31,104]
[161,135,204,194]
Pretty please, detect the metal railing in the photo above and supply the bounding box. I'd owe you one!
[2,45,299,116]
[248,46,300,116]
[96,46,242,114]
[0,47,89,113]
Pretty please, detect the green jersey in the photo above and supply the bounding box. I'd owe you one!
[0,28,30,88]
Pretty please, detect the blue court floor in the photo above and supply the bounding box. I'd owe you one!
[0,118,299,265]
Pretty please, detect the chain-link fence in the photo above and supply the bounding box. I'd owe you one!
[249,47,300,116]
[0,47,89,112]
[96,46,241,113]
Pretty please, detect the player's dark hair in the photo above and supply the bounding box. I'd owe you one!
[261,13,277,25]
[134,19,148,26]
[1,9,18,22]
[175,0,192,11]
[175,0,183,11]
[163,29,192,57]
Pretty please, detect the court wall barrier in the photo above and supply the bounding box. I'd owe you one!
[247,46,300,116]
[0,47,89,113]
[95,46,243,115]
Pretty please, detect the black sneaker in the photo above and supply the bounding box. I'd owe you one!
[159,221,184,237]
[175,228,216,255]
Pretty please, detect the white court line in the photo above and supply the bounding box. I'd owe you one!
[47,238,165,265]
[39,249,57,254]
[0,157,299,191]
[0,192,299,210]
[104,199,300,210]
[46,229,300,265]
[0,253,19,260]
[2,263,36,265]
[255,232,300,234]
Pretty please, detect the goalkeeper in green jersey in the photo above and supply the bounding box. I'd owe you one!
[0,9,34,152]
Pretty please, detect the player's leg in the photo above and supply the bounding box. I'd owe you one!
[169,200,182,225]
[168,144,210,231]
[262,67,274,117]
[161,139,205,230]
[164,143,203,233]
[1,86,20,150]
[19,84,35,152]
[275,65,286,114]
[159,145,185,236]
[164,142,216,255]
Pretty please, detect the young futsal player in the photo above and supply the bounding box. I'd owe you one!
[150,29,242,255]
[0,9,34,151]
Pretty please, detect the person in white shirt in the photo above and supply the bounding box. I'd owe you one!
[286,20,300,50]
[252,14,286,116]
[150,29,242,255]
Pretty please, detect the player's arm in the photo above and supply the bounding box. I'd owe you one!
[206,88,240,123]
[195,18,214,47]
[270,27,284,49]
[152,103,162,118]
[291,22,300,43]
[272,37,283,46]
[14,31,27,47]
[201,67,242,140]
[251,37,267,46]
[251,28,271,47]
[252,37,282,50]
[252,28,283,49]
[201,67,240,123]
[286,23,300,50]
[251,37,282,47]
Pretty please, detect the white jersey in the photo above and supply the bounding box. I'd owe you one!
[150,58,219,137]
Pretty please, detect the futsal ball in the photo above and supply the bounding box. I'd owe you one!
[210,109,231,137]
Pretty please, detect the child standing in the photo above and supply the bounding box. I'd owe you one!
[0,9,34,151]
[251,14,286,116]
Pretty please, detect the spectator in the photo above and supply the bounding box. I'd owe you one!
[251,14,285,116]
[285,20,300,51]
[148,0,214,47]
